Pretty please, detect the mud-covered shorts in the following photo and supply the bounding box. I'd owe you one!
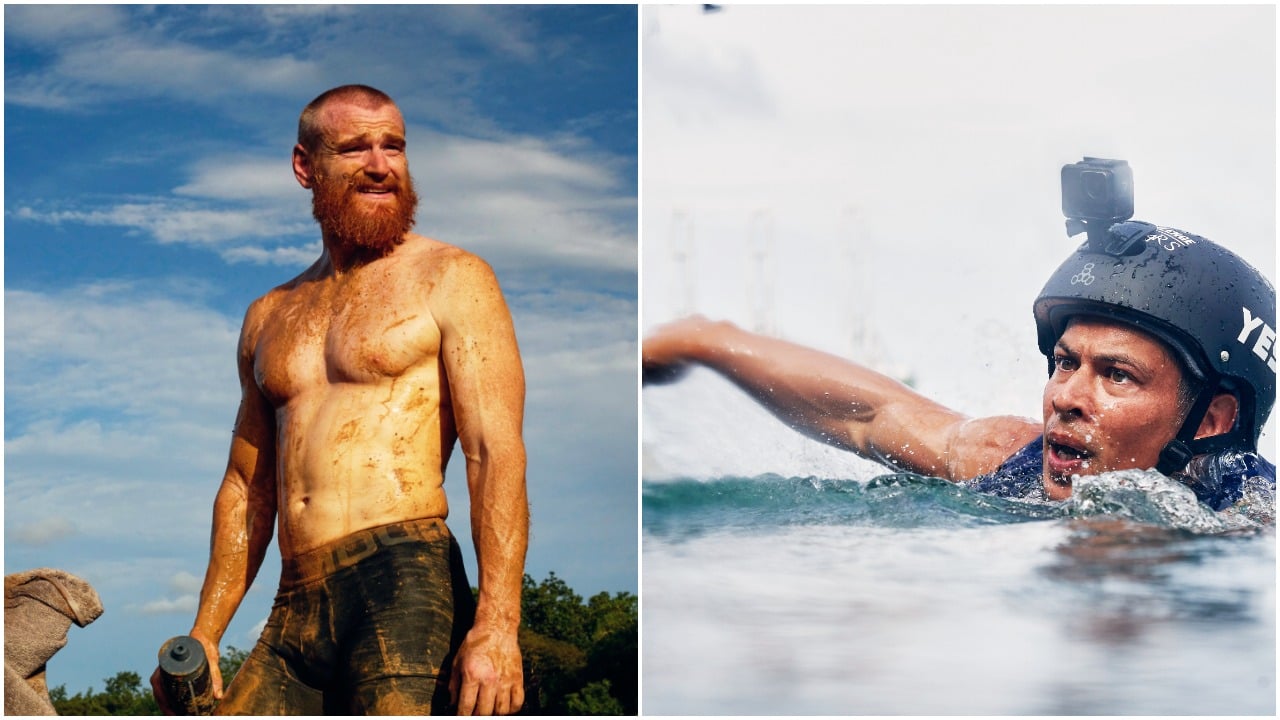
[215,518,476,715]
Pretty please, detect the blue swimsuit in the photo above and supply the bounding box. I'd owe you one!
[966,435,1276,511]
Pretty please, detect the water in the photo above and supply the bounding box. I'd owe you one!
[642,472,1275,715]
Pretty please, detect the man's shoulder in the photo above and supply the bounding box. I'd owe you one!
[238,277,309,347]
[244,253,335,313]
[399,234,494,275]
[243,283,292,322]
[395,235,504,301]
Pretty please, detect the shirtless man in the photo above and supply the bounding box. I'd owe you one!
[644,221,1275,509]
[153,85,527,715]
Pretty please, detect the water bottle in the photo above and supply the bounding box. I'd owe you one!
[157,635,216,715]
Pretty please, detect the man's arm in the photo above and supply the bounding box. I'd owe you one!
[644,316,1037,480]
[154,313,278,709]
[434,251,528,716]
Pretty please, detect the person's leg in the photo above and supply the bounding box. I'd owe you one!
[214,602,325,716]
[341,531,476,715]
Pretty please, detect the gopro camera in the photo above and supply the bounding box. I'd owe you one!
[1061,157,1134,225]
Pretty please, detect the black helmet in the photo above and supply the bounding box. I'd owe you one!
[1033,221,1276,471]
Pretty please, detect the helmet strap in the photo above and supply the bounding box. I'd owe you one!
[1156,440,1195,476]
[1156,384,1234,475]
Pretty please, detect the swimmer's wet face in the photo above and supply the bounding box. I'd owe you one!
[1039,316,1188,500]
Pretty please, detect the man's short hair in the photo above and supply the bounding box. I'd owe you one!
[297,85,397,154]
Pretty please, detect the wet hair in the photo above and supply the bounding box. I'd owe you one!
[297,85,397,153]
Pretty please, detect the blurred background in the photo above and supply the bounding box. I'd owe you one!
[642,4,1276,481]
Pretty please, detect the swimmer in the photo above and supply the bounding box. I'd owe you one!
[645,214,1275,509]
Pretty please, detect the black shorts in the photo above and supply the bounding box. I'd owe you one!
[215,518,476,715]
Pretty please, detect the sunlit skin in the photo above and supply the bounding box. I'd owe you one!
[642,315,1237,502]
[152,96,528,716]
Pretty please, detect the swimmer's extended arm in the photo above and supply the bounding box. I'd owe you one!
[644,316,1037,480]
[190,309,279,699]
[435,252,528,716]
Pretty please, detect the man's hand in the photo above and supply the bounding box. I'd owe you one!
[448,626,524,715]
[193,631,226,702]
[148,631,224,715]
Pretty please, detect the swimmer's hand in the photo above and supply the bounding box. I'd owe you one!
[642,361,691,385]
[643,315,722,386]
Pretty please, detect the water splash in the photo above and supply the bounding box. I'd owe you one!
[645,469,1268,542]
[1064,469,1260,533]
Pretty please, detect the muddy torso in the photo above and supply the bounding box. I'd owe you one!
[251,240,456,556]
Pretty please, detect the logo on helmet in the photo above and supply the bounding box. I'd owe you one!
[1237,306,1277,373]
[1070,262,1096,286]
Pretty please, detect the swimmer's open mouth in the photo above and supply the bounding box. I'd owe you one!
[1045,432,1095,479]
[1050,442,1091,461]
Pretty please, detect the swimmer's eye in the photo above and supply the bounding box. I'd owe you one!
[1106,368,1133,384]
[1052,355,1077,373]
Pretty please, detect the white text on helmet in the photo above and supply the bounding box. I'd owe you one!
[1237,306,1277,373]
[1154,227,1197,251]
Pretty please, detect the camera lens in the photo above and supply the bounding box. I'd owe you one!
[1082,171,1110,202]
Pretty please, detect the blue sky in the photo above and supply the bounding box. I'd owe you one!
[4,4,637,695]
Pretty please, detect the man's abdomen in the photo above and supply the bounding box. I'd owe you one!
[275,385,450,557]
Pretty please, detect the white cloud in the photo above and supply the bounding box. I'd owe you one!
[13,202,302,246]
[222,243,322,267]
[428,5,541,62]
[58,38,318,99]
[428,133,622,192]
[3,5,127,44]
[4,6,323,110]
[414,129,636,272]
[4,284,241,547]
[255,5,354,26]
[5,285,240,422]
[246,617,269,644]
[9,517,78,546]
[174,157,300,202]
[169,571,203,595]
[139,594,199,615]
[10,201,315,264]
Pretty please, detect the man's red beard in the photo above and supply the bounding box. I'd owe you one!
[311,171,419,253]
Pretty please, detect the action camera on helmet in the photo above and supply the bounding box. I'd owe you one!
[1061,157,1133,224]
[1061,158,1137,251]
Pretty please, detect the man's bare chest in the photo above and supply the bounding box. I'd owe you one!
[253,280,441,405]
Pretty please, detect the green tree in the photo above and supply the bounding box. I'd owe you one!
[586,590,637,643]
[219,645,250,687]
[50,670,159,715]
[518,573,637,715]
[48,646,250,715]
[522,572,590,649]
[565,679,624,715]
[519,626,588,713]
[581,617,638,715]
